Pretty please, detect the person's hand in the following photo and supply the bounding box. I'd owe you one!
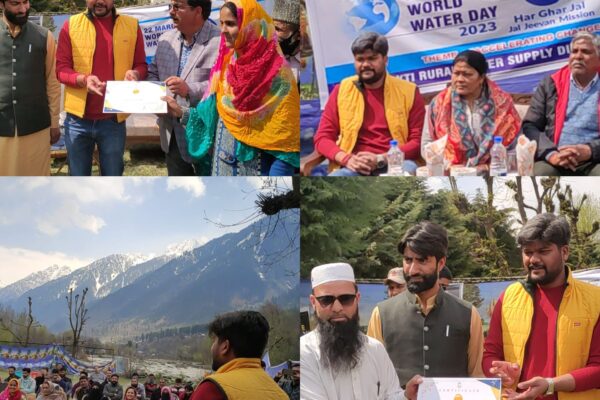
[124,70,140,81]
[548,148,579,171]
[346,154,372,175]
[86,75,106,96]
[403,374,423,400]
[504,376,549,399]
[489,361,521,387]
[559,144,592,164]
[161,96,183,118]
[165,76,190,98]
[355,151,378,171]
[50,127,60,145]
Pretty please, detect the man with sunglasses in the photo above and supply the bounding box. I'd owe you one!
[149,0,219,176]
[367,222,484,387]
[301,262,422,400]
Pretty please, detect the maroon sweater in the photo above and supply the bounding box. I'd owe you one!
[483,286,600,399]
[56,14,148,120]
[189,381,225,400]
[314,84,425,161]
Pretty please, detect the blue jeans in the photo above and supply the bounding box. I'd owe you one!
[64,113,126,176]
[261,152,297,176]
[329,160,418,176]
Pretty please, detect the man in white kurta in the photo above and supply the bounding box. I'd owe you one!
[301,328,403,399]
[301,262,418,400]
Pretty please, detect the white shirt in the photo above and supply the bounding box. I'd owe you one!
[301,330,404,400]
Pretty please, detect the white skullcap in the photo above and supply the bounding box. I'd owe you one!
[311,263,355,288]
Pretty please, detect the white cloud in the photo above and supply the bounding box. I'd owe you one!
[425,177,448,193]
[36,201,106,236]
[166,178,206,198]
[0,247,91,286]
[50,178,131,203]
[22,177,50,191]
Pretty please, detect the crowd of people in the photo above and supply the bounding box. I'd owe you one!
[310,30,600,177]
[0,0,301,176]
[0,310,299,400]
[301,214,600,399]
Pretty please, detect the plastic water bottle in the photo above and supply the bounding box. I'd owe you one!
[387,140,404,176]
[489,136,507,177]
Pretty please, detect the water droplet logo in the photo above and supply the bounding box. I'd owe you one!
[347,0,400,35]
[526,0,560,5]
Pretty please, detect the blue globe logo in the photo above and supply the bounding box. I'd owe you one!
[526,0,559,5]
[347,0,400,35]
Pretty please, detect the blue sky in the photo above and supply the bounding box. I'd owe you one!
[0,177,292,286]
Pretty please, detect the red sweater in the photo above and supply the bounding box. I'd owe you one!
[56,14,148,120]
[189,381,225,400]
[483,286,600,398]
[313,84,425,161]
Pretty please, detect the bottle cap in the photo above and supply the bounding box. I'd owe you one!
[493,136,502,143]
[390,140,398,146]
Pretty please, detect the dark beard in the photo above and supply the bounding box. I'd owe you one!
[526,264,562,285]
[404,270,438,293]
[279,31,300,57]
[359,69,384,85]
[316,311,364,372]
[4,8,29,26]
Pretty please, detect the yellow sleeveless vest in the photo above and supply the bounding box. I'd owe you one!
[205,358,288,400]
[501,269,600,399]
[332,74,416,170]
[64,12,138,123]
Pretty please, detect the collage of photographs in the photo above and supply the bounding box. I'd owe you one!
[1,0,600,399]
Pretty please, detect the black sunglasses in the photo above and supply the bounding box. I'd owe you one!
[315,294,357,307]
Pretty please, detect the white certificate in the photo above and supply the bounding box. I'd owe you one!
[103,81,167,114]
[417,378,502,400]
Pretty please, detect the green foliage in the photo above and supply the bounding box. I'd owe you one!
[259,302,299,364]
[28,0,151,14]
[300,177,393,277]
[300,178,533,279]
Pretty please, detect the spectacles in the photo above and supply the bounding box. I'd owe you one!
[315,294,357,307]
[168,3,192,12]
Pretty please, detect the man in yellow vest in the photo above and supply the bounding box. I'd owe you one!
[483,213,600,399]
[313,31,425,176]
[190,311,287,400]
[56,0,147,176]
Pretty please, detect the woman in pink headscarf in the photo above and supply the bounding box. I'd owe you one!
[0,379,26,400]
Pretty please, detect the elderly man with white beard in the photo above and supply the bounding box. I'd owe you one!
[300,262,422,400]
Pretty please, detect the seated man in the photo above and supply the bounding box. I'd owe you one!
[313,32,425,176]
[522,31,600,176]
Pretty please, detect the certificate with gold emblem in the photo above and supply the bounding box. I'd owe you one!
[103,81,167,114]
[417,378,502,400]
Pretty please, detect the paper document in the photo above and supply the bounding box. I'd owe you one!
[417,377,502,400]
[103,81,167,114]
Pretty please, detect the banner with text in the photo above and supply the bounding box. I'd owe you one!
[0,345,111,374]
[120,0,270,64]
[306,0,600,107]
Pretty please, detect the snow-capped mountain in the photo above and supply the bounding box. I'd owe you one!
[164,238,207,258]
[4,213,299,338]
[86,212,300,338]
[7,253,159,327]
[0,265,74,302]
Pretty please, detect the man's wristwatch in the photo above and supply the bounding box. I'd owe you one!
[376,154,386,170]
[544,377,555,395]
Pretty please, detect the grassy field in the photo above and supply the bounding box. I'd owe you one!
[51,144,168,176]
